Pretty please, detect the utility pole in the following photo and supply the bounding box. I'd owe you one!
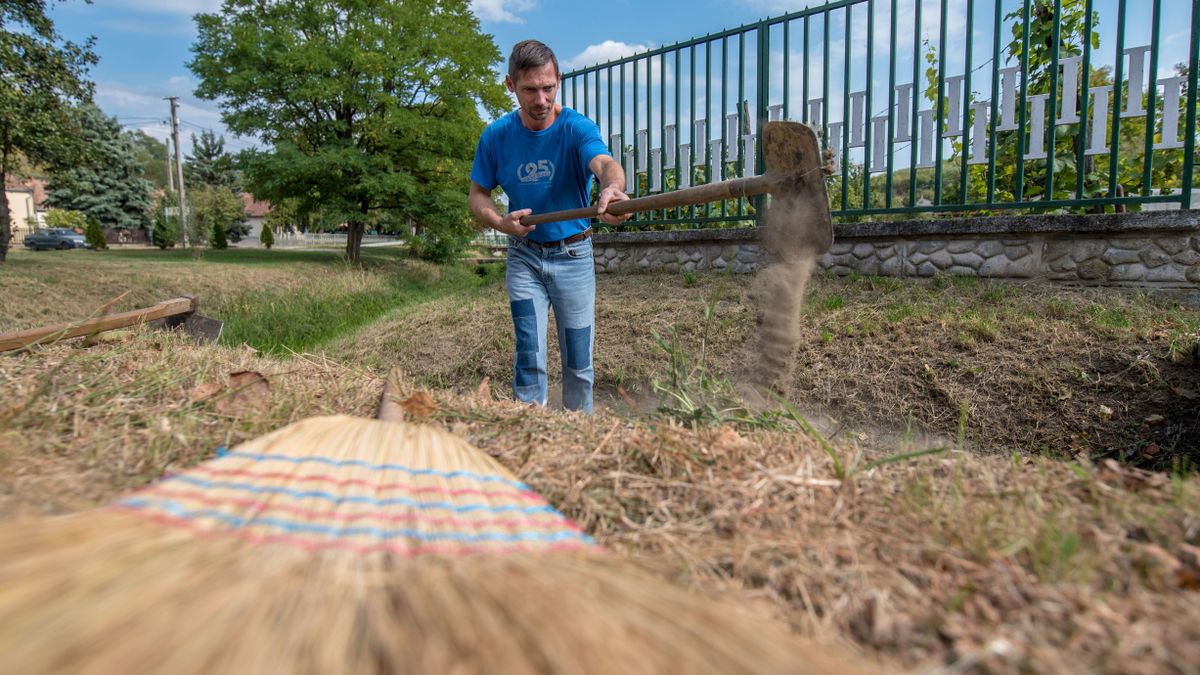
[165,96,188,246]
[165,125,175,193]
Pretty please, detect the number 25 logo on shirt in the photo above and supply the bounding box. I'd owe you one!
[516,159,555,184]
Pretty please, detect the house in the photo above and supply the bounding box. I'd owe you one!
[237,193,272,247]
[4,176,48,245]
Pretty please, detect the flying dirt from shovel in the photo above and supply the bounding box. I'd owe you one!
[750,190,827,391]
[746,139,835,397]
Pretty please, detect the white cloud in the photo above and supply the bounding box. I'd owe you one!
[470,0,535,24]
[565,40,655,70]
[94,79,257,154]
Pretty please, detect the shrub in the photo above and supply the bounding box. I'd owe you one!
[44,209,86,231]
[84,217,107,250]
[260,223,274,249]
[211,221,229,250]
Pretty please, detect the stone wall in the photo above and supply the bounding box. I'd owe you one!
[592,211,1200,288]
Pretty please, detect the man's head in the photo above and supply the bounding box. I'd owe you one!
[507,39,559,82]
[506,40,560,126]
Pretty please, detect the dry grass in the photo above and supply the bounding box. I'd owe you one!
[2,252,1198,673]
[1,335,1197,673]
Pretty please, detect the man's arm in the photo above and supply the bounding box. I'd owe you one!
[588,155,632,226]
[469,181,535,237]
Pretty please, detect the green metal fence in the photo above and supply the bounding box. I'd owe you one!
[560,0,1200,227]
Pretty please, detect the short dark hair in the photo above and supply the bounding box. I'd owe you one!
[508,40,559,81]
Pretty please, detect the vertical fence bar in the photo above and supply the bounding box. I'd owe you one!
[960,0,974,204]
[987,0,1002,204]
[1045,0,1062,201]
[909,0,922,208]
[1015,0,1032,201]
[886,0,898,208]
[738,31,747,215]
[1076,0,1094,202]
[863,0,875,210]
[1141,0,1162,198]
[706,38,712,191]
[823,8,831,178]
[841,5,852,212]
[647,55,654,202]
[933,0,948,205]
[1183,0,1200,208]
[583,71,589,117]
[621,62,627,204]
[756,23,769,216]
[784,20,791,119]
[633,58,640,200]
[722,36,729,216]
[1108,0,1126,201]
[690,43,697,218]
[572,75,578,113]
[607,65,613,158]
[674,48,681,219]
[662,48,672,198]
[803,16,810,124]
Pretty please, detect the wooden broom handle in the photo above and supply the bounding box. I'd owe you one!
[0,297,197,353]
[377,369,406,422]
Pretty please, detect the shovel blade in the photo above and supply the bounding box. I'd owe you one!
[149,313,224,344]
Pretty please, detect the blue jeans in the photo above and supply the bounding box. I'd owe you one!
[505,234,595,413]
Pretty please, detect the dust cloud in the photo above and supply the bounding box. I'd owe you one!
[748,190,826,393]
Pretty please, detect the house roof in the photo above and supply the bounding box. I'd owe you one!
[241,193,272,217]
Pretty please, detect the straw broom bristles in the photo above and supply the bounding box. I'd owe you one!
[0,415,872,674]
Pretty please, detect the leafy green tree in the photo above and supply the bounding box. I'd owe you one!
[259,221,274,249]
[127,129,171,190]
[43,208,85,230]
[0,0,97,262]
[189,183,244,249]
[150,189,180,248]
[44,104,154,230]
[184,128,239,190]
[189,0,508,262]
[211,219,228,249]
[83,215,105,249]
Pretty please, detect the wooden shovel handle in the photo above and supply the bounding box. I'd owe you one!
[0,297,197,353]
[518,174,784,227]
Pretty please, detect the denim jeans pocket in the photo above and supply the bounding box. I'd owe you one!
[565,239,593,259]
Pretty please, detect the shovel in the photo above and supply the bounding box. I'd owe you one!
[0,296,223,353]
[518,120,834,254]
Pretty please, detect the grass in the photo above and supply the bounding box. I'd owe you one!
[1,252,1199,673]
[1,246,504,354]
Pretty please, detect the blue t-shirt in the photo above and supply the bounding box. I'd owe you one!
[471,107,610,243]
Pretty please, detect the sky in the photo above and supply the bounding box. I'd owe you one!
[44,0,1195,157]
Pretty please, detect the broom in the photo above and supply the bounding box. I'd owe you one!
[0,375,869,675]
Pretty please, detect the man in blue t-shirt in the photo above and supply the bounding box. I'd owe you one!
[469,40,630,413]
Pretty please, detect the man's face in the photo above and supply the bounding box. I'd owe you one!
[506,62,559,122]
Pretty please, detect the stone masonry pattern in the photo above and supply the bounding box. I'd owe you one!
[593,230,1199,288]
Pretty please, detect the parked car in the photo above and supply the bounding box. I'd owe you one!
[23,228,90,250]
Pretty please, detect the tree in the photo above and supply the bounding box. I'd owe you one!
[211,219,228,249]
[189,183,244,249]
[184,128,239,189]
[43,104,154,230]
[189,0,509,262]
[127,129,172,190]
[259,221,274,248]
[83,215,105,249]
[43,208,85,230]
[150,189,181,248]
[0,0,98,262]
